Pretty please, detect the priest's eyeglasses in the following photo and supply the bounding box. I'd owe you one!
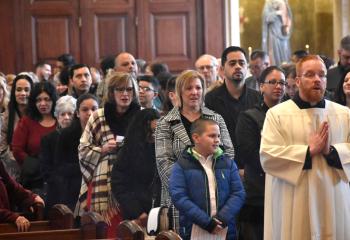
[264,79,287,86]
[301,71,326,79]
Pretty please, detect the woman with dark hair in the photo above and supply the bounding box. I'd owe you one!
[333,69,350,107]
[111,108,160,226]
[45,94,99,212]
[54,68,70,97]
[146,61,169,77]
[0,74,33,180]
[75,72,140,238]
[162,75,177,115]
[12,82,57,195]
[235,65,286,239]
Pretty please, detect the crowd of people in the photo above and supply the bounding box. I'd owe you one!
[1,34,350,240]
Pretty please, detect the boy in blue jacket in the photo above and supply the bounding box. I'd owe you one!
[169,118,245,239]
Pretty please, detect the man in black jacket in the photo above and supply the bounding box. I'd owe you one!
[205,46,261,169]
[235,66,286,240]
[327,35,350,93]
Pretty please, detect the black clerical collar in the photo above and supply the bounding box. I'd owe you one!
[292,92,325,109]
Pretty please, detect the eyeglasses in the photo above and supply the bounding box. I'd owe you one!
[114,87,134,93]
[264,79,287,86]
[301,71,326,79]
[138,86,156,92]
[198,65,215,71]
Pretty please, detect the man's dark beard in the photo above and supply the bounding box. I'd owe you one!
[229,77,244,87]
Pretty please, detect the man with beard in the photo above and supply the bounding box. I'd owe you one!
[205,46,261,169]
[260,55,350,240]
[327,35,350,93]
[195,54,220,88]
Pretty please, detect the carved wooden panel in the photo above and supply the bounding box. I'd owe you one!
[20,0,80,70]
[32,17,72,61]
[202,0,225,57]
[80,0,136,67]
[150,13,188,58]
[0,0,17,73]
[138,0,197,72]
[0,0,226,74]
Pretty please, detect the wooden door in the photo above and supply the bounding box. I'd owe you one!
[80,0,137,68]
[20,0,80,71]
[137,0,198,72]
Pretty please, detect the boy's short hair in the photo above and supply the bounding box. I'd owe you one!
[137,74,160,91]
[190,118,218,139]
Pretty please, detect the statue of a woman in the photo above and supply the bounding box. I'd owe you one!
[262,0,292,66]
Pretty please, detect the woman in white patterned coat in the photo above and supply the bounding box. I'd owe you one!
[155,70,235,231]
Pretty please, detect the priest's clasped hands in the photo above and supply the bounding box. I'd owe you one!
[308,121,330,157]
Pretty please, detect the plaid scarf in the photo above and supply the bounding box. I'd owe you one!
[74,108,119,224]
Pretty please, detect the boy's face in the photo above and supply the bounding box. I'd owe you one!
[193,124,221,157]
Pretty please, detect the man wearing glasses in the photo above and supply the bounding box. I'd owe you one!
[260,55,350,240]
[137,75,160,111]
[195,54,220,89]
[246,50,270,92]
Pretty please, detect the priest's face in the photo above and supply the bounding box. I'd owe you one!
[296,59,327,104]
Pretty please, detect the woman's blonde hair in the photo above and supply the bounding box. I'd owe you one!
[175,70,206,108]
[105,71,139,105]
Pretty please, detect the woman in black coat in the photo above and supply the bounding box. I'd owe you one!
[45,94,99,212]
[111,108,160,227]
[40,95,76,200]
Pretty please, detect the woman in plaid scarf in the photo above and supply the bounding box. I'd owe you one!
[75,71,140,237]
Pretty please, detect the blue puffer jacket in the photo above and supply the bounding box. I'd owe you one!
[169,147,245,240]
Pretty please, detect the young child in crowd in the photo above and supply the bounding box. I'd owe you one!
[169,118,245,240]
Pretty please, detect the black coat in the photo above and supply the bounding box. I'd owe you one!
[205,84,261,168]
[40,129,60,202]
[235,103,268,207]
[46,120,82,212]
[111,142,160,220]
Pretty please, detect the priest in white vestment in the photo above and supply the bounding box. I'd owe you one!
[260,55,350,240]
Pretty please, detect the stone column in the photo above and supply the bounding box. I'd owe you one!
[225,0,240,47]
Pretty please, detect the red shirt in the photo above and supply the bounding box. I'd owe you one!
[12,116,56,165]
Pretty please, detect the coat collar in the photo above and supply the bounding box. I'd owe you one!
[163,106,215,122]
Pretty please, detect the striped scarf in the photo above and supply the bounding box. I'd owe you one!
[74,108,119,225]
